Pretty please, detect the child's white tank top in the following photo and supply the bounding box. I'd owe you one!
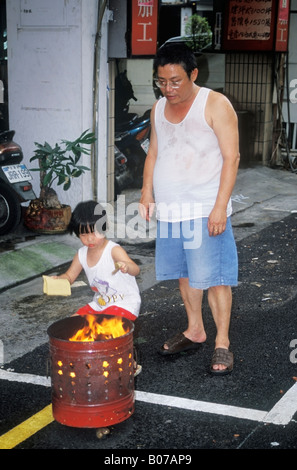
[78,241,141,317]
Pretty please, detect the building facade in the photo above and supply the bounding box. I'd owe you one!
[4,0,297,210]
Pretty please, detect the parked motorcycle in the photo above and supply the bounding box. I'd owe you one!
[114,70,151,196]
[0,130,36,235]
[114,144,132,196]
[115,109,150,194]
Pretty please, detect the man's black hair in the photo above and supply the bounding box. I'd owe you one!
[68,200,107,237]
[153,43,197,78]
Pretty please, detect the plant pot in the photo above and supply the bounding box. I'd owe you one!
[24,199,72,234]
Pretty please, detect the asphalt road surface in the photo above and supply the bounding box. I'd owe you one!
[1,213,297,453]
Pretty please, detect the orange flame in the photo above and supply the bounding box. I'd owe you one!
[69,315,128,342]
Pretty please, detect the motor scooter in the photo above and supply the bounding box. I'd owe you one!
[0,130,36,235]
[114,70,151,195]
[115,109,150,193]
[114,144,133,196]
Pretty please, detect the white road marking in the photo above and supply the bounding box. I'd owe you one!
[262,382,297,425]
[135,390,267,422]
[0,369,51,387]
[1,369,296,426]
[72,281,87,288]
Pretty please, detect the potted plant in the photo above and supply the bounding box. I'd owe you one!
[24,129,95,233]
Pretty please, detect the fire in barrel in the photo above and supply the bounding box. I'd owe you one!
[47,314,135,428]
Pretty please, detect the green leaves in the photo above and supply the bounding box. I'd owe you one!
[183,14,212,52]
[30,130,96,192]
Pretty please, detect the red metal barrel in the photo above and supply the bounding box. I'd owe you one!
[47,315,134,428]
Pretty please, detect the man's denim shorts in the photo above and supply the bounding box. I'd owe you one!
[155,217,238,290]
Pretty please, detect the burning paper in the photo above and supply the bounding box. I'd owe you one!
[69,315,128,342]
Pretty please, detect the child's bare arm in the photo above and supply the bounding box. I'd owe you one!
[52,253,83,284]
[112,246,140,276]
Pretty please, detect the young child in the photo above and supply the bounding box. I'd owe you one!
[53,200,142,376]
[54,200,141,321]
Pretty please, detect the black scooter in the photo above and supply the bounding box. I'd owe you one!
[115,109,150,194]
[0,130,36,235]
[114,70,151,196]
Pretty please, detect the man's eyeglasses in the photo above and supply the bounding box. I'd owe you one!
[154,78,183,89]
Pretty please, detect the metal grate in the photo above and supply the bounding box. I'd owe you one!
[225,52,274,164]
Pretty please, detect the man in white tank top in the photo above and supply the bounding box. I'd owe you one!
[139,44,240,375]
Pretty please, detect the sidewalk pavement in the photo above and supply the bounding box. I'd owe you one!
[0,165,296,293]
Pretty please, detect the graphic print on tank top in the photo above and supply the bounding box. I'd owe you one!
[91,277,124,308]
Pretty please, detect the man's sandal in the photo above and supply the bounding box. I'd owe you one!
[159,332,203,356]
[210,348,233,376]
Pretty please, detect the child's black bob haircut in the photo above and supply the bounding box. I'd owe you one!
[68,200,107,237]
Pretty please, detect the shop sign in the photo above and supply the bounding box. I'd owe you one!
[131,0,158,56]
[275,0,290,52]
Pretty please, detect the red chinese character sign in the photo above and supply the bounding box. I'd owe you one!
[275,0,290,52]
[131,0,158,56]
[222,0,277,51]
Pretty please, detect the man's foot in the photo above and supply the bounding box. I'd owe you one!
[210,348,233,376]
[159,332,204,355]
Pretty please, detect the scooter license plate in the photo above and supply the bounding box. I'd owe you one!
[141,138,150,154]
[2,164,32,183]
